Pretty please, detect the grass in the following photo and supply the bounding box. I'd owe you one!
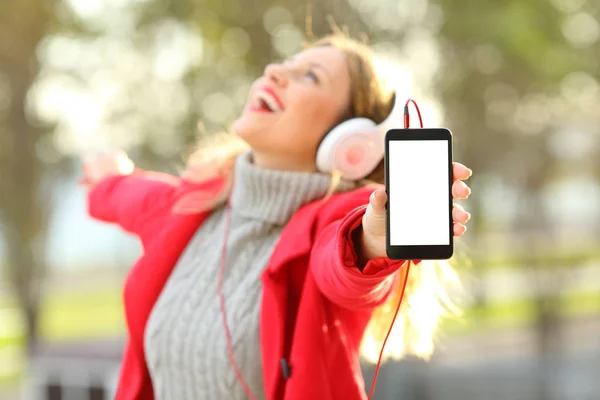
[0,287,125,389]
[473,248,600,269]
[39,287,125,340]
[441,290,600,335]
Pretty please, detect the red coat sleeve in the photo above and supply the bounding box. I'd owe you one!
[311,204,407,309]
[87,170,180,238]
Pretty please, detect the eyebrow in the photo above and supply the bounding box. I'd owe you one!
[284,57,332,81]
[307,62,332,80]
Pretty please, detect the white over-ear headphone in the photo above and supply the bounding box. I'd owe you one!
[316,92,403,181]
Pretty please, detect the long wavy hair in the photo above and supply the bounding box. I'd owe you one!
[178,32,461,362]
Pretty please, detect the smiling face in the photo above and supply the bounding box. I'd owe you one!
[231,45,352,172]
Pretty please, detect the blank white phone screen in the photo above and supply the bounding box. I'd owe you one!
[389,140,450,246]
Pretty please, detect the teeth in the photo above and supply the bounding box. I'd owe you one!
[256,91,282,112]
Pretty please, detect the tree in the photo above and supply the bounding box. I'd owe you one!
[0,0,58,353]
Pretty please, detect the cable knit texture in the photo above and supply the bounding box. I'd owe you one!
[144,152,354,400]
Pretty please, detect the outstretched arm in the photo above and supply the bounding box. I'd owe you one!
[313,161,473,309]
[81,151,181,240]
[87,170,180,236]
[311,205,406,309]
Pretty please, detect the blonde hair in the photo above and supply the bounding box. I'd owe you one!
[182,32,461,362]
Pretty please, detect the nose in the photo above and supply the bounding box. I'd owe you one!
[264,63,289,87]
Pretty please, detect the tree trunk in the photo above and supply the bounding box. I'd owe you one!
[6,228,45,354]
[0,3,52,356]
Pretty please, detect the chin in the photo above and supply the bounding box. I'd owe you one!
[231,114,272,146]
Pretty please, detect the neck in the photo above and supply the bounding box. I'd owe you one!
[251,152,316,173]
[230,152,356,225]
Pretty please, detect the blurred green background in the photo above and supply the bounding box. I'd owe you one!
[1,0,599,399]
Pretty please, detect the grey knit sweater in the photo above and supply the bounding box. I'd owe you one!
[144,152,354,400]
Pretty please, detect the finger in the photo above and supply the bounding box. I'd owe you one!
[452,180,471,199]
[453,223,467,236]
[369,189,387,212]
[453,162,472,182]
[452,203,471,224]
[364,189,387,237]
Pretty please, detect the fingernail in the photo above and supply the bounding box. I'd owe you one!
[466,212,471,221]
[468,168,473,176]
[370,192,376,202]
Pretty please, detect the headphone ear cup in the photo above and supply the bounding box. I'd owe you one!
[316,118,379,180]
[316,91,401,180]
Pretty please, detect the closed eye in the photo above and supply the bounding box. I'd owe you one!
[305,70,319,83]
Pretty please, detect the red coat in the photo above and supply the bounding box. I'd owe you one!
[88,170,407,400]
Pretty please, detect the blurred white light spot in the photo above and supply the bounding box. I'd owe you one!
[152,20,204,81]
[374,8,404,32]
[512,95,551,135]
[235,81,252,105]
[562,12,600,47]
[548,125,597,161]
[372,56,413,97]
[272,24,304,58]
[104,119,144,150]
[67,0,103,19]
[29,76,76,123]
[397,0,428,25]
[560,71,600,105]
[471,44,503,75]
[89,71,121,104]
[146,81,191,124]
[56,92,104,153]
[215,57,246,79]
[544,177,600,226]
[424,4,445,34]
[37,35,81,71]
[401,31,441,82]
[262,6,293,35]
[105,0,149,7]
[221,28,251,59]
[372,45,441,126]
[202,92,234,124]
[550,0,586,14]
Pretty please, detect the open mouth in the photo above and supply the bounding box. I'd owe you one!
[248,88,284,113]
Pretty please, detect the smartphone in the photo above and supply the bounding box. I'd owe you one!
[385,128,453,260]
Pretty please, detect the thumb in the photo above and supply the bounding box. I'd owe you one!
[362,189,387,237]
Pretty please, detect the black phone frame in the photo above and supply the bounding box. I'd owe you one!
[385,128,454,260]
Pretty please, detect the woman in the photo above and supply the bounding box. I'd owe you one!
[82,33,472,400]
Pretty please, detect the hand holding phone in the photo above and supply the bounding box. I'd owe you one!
[385,128,455,260]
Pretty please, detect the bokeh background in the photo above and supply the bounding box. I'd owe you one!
[1,0,599,399]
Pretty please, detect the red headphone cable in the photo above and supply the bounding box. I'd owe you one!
[218,199,257,400]
[403,98,423,129]
[367,261,412,399]
[367,98,423,399]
